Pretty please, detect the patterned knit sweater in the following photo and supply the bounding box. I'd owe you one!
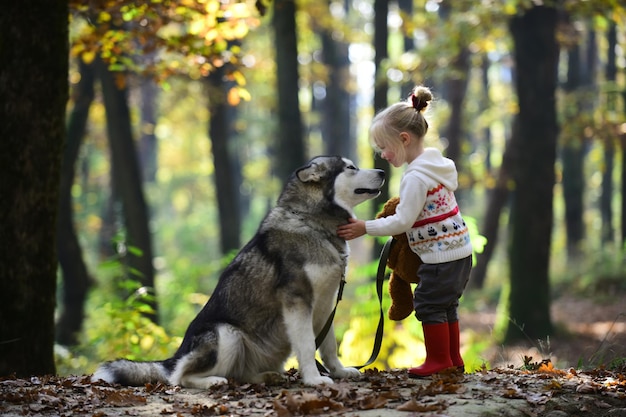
[365,148,472,264]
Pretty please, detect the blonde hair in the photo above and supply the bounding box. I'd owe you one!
[370,85,433,158]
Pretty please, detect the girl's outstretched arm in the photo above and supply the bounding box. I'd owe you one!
[337,217,367,240]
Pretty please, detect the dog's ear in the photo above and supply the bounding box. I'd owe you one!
[296,163,322,183]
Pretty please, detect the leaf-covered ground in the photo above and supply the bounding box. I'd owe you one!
[464,294,626,371]
[1,365,625,417]
[2,293,623,416]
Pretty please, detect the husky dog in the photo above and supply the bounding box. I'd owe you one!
[92,156,385,388]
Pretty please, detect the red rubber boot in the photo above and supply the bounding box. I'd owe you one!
[408,322,453,378]
[449,321,465,373]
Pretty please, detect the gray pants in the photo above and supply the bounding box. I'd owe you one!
[413,255,472,324]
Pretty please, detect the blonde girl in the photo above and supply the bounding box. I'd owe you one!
[337,86,472,377]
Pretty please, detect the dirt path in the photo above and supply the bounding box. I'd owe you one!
[462,294,626,371]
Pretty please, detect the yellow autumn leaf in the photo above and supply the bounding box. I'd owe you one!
[140,334,155,350]
[230,21,249,39]
[232,70,246,86]
[227,87,241,106]
[205,28,218,42]
[70,43,84,57]
[82,50,96,64]
[98,11,112,23]
[238,88,251,102]
[229,3,250,19]
[205,1,219,14]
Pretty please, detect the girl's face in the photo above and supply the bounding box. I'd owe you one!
[376,142,404,167]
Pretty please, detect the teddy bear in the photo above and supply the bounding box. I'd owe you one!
[375,197,423,321]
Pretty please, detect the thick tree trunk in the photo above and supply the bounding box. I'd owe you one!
[273,0,306,181]
[207,68,241,254]
[0,0,68,376]
[97,59,158,322]
[505,6,559,343]
[56,59,95,346]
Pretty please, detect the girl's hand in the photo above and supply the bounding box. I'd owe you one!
[337,218,367,240]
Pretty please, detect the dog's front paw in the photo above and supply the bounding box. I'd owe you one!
[331,367,361,380]
[302,375,334,386]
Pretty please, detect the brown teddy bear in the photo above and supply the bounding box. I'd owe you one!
[375,197,423,321]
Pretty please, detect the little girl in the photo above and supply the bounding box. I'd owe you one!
[337,85,472,377]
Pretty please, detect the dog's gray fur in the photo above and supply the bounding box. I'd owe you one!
[92,156,384,388]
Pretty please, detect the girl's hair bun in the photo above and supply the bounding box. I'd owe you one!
[410,86,433,112]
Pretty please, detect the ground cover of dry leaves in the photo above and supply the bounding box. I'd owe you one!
[1,364,625,417]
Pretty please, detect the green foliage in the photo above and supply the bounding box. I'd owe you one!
[83,287,179,363]
[56,257,181,376]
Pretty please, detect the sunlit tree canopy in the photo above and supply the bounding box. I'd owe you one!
[69,0,267,84]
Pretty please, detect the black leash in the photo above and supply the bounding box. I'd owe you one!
[315,238,394,374]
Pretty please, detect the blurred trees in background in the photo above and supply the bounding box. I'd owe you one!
[56,59,95,347]
[1,0,626,377]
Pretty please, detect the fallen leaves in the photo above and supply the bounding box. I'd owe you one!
[0,366,624,416]
[396,397,446,412]
[274,390,345,416]
[92,385,147,406]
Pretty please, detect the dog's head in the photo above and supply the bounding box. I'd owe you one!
[294,156,385,215]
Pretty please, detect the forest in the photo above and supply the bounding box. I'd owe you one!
[1,0,625,383]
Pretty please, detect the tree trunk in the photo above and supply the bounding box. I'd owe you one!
[138,75,159,183]
[97,59,158,322]
[273,0,306,181]
[561,143,585,258]
[372,0,390,201]
[320,13,354,161]
[561,24,596,260]
[98,184,118,260]
[622,104,626,252]
[437,1,470,166]
[481,55,493,174]
[371,0,391,258]
[443,46,470,165]
[398,0,414,99]
[56,59,95,346]
[601,22,617,245]
[505,6,559,343]
[207,68,241,254]
[469,130,515,289]
[0,0,68,377]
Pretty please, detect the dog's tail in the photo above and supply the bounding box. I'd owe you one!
[91,359,170,386]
